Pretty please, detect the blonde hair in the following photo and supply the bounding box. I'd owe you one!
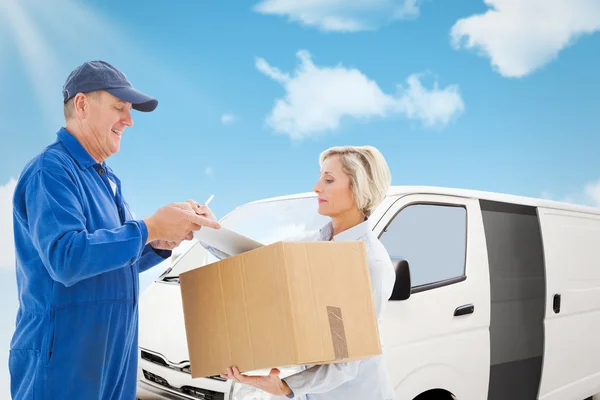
[319,145,391,217]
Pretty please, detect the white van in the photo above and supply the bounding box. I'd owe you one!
[136,186,600,400]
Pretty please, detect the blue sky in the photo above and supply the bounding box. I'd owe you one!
[0,0,599,396]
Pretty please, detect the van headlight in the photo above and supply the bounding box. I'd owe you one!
[231,382,272,400]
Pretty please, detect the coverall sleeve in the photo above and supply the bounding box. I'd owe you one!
[137,245,172,274]
[25,167,150,287]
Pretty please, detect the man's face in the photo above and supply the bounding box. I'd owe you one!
[84,91,133,158]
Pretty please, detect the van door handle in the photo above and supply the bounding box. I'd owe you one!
[553,294,561,313]
[454,304,474,317]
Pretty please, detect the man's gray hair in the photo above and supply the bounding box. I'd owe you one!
[63,90,101,122]
[319,145,391,218]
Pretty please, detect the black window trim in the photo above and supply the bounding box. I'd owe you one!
[411,275,467,294]
[378,198,469,295]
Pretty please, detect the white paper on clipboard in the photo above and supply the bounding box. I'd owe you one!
[193,226,264,257]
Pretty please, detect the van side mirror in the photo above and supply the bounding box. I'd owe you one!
[390,259,411,301]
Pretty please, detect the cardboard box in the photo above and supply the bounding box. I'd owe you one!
[179,240,382,378]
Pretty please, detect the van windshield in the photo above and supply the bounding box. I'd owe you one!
[218,196,329,244]
[163,196,329,279]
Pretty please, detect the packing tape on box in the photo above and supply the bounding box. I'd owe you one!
[327,306,349,360]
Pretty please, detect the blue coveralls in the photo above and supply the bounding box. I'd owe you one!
[9,127,171,399]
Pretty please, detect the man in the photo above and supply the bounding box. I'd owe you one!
[9,60,220,399]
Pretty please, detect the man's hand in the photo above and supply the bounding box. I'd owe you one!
[186,199,217,221]
[143,202,220,245]
[220,367,293,396]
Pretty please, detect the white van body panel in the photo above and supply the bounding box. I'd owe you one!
[139,281,193,369]
[136,185,600,400]
[375,194,491,400]
[537,207,600,400]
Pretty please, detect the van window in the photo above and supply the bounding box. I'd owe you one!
[379,203,467,290]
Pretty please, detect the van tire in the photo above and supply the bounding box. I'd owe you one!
[413,389,455,400]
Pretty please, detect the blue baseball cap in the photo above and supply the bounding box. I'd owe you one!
[62,60,158,112]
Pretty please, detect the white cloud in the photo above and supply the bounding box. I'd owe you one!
[396,73,466,128]
[221,113,236,125]
[204,167,214,178]
[253,0,422,32]
[256,50,464,140]
[584,180,600,206]
[450,0,600,78]
[0,178,17,271]
[543,179,600,207]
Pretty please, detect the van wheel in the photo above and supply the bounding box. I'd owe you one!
[414,389,455,400]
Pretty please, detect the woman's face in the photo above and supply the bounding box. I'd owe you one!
[313,154,357,217]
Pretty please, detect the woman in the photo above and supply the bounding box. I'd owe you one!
[192,145,396,400]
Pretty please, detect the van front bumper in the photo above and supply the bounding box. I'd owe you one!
[136,355,232,400]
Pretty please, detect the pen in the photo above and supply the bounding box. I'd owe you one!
[204,194,214,206]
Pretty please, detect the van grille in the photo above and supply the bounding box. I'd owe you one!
[142,370,224,400]
[141,350,168,367]
[140,350,226,381]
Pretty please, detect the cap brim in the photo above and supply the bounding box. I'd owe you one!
[106,87,158,112]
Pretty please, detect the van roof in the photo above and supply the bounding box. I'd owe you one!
[244,185,600,216]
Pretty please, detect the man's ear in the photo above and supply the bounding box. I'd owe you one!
[73,93,89,119]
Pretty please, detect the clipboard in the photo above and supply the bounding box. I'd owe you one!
[193,226,264,257]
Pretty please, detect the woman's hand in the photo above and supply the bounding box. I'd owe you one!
[187,199,217,221]
[221,367,293,396]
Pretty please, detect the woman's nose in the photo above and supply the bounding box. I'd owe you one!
[313,181,322,193]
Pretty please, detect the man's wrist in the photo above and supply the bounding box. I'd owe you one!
[143,216,158,244]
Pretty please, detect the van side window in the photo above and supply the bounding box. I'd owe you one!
[379,203,467,291]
